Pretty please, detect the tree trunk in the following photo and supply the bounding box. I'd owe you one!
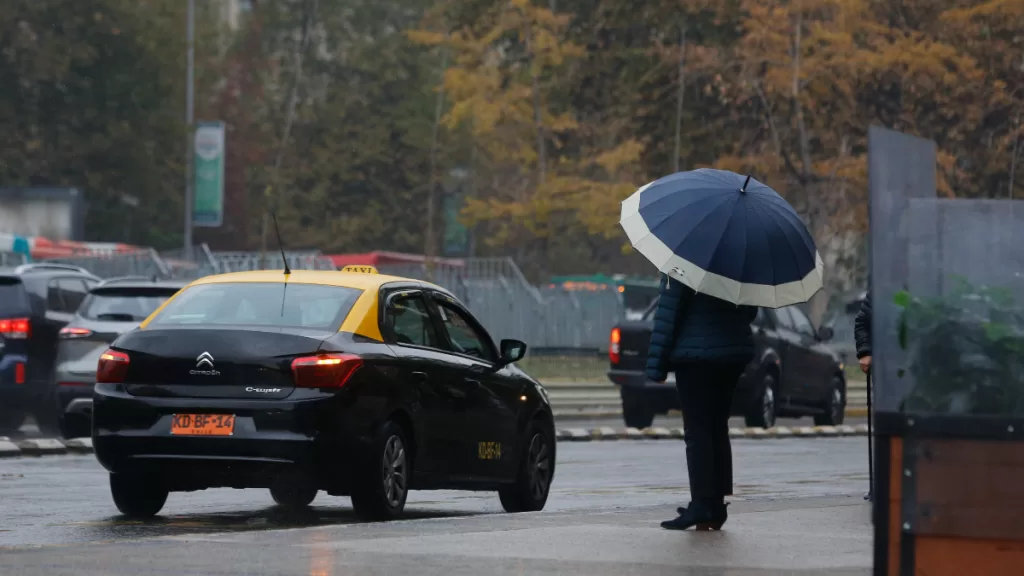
[1010,111,1020,199]
[259,0,316,269]
[672,27,687,173]
[425,43,449,281]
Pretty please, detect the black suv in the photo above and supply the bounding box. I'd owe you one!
[608,302,846,429]
[0,263,100,432]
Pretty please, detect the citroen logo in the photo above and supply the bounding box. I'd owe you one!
[196,352,214,368]
[190,352,220,376]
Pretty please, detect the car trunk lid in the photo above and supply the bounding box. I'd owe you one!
[612,320,652,371]
[114,327,332,400]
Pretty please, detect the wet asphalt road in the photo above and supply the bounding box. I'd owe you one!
[0,438,871,549]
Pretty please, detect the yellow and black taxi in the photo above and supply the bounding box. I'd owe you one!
[70,266,555,520]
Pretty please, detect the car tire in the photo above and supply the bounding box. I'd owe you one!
[270,479,318,509]
[744,373,777,429]
[814,377,846,426]
[34,388,61,437]
[620,388,655,430]
[109,473,168,518]
[0,407,26,434]
[499,419,555,513]
[350,420,409,522]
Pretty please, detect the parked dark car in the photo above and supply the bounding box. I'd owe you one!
[49,277,185,436]
[0,263,100,433]
[607,301,845,429]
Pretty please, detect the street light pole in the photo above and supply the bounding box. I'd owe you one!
[183,0,195,255]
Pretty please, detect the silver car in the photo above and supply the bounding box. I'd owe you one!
[48,277,185,436]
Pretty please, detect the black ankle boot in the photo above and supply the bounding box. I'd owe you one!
[662,499,726,531]
[673,501,729,530]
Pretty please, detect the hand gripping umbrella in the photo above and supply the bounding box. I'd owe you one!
[620,169,824,308]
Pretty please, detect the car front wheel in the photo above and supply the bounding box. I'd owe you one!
[814,377,846,426]
[110,473,168,518]
[499,420,555,513]
[745,373,777,429]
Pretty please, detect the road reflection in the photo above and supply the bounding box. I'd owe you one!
[57,505,486,542]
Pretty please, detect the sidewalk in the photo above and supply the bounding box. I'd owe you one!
[0,496,872,575]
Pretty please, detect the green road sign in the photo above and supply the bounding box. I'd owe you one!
[193,121,225,227]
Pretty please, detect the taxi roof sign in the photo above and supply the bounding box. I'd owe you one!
[341,265,379,274]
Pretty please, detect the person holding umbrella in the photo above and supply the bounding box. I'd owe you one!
[620,169,824,531]
[854,289,873,502]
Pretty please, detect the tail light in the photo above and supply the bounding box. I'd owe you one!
[0,318,30,339]
[14,362,25,384]
[60,327,94,339]
[97,349,130,383]
[291,353,363,388]
[609,327,621,365]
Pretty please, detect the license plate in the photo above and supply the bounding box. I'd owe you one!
[171,414,235,436]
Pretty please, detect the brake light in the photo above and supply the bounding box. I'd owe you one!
[97,349,130,383]
[291,353,363,388]
[60,327,94,339]
[0,317,30,339]
[609,327,621,364]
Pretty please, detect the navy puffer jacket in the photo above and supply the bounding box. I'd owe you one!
[644,274,758,382]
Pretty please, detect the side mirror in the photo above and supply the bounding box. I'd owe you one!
[817,326,834,341]
[497,339,527,367]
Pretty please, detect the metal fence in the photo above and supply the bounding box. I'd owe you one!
[38,247,624,350]
[0,251,28,267]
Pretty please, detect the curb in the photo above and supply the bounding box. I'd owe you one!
[0,424,872,459]
[554,406,869,421]
[555,423,870,442]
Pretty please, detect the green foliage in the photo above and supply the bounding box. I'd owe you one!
[895,278,1024,415]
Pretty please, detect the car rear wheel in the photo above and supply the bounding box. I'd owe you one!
[814,377,846,426]
[744,373,777,429]
[620,388,655,430]
[270,478,318,509]
[499,420,555,513]
[109,473,168,518]
[0,407,26,434]
[350,421,409,521]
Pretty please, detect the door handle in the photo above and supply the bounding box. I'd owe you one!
[464,378,481,386]
[411,371,428,383]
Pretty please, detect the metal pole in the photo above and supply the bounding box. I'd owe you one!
[183,0,195,255]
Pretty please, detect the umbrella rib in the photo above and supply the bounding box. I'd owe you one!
[747,199,781,306]
[700,194,744,301]
[761,200,817,272]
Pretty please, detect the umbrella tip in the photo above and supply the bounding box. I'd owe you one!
[740,175,752,194]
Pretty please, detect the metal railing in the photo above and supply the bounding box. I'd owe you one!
[39,247,624,350]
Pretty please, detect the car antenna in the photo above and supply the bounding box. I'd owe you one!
[270,212,291,276]
[270,212,291,318]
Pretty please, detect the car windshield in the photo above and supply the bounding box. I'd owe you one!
[80,287,182,322]
[149,282,363,330]
[0,277,29,316]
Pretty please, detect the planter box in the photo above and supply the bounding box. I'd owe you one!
[876,414,1024,575]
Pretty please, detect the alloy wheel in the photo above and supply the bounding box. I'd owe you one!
[830,388,844,422]
[527,433,552,501]
[762,386,776,427]
[381,435,407,508]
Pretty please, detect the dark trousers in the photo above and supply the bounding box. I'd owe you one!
[675,361,745,502]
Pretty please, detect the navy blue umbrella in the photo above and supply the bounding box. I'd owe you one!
[619,168,823,308]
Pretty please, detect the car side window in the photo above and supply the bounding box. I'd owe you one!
[46,279,65,312]
[772,307,795,330]
[58,279,89,312]
[384,293,442,349]
[434,300,496,362]
[787,306,816,337]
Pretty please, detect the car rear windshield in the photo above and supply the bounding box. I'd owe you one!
[80,287,182,322]
[149,282,363,330]
[0,277,29,317]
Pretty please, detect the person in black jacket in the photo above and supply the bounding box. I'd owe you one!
[854,290,872,373]
[645,274,758,531]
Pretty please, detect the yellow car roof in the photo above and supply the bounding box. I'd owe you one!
[186,269,446,293]
[141,269,454,341]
